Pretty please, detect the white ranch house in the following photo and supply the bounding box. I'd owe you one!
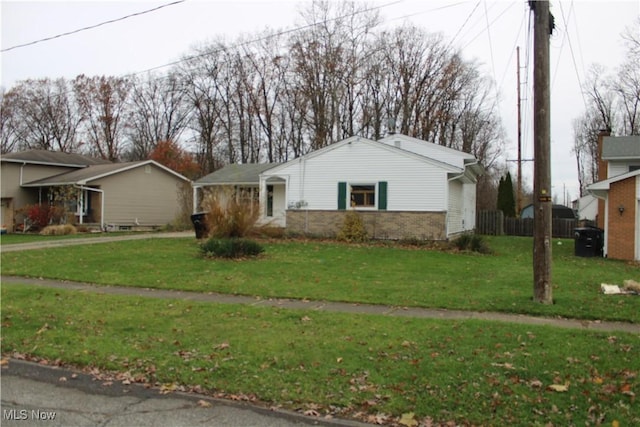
[194,134,483,240]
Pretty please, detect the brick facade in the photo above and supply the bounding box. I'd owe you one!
[286,210,448,240]
[606,176,637,260]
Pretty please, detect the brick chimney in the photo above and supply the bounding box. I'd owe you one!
[596,128,611,228]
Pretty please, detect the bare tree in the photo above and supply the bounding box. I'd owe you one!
[572,110,605,196]
[0,88,20,153]
[178,42,226,174]
[0,0,507,176]
[289,0,380,150]
[583,65,616,132]
[613,21,640,135]
[241,34,290,162]
[1,78,82,152]
[126,72,192,160]
[73,75,131,161]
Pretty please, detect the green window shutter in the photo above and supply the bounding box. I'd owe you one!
[378,181,388,210]
[338,182,347,210]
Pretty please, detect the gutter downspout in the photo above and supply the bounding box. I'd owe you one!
[19,162,26,185]
[74,185,105,231]
[446,169,467,239]
[192,184,200,214]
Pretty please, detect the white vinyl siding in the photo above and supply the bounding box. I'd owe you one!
[378,136,474,169]
[277,141,451,211]
[609,161,637,178]
[463,183,477,231]
[447,180,463,234]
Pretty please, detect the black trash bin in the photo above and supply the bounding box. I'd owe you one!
[574,227,604,257]
[190,213,209,239]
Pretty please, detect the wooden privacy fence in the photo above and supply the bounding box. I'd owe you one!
[476,211,578,238]
[476,210,504,235]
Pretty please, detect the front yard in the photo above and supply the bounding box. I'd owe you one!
[1,236,638,321]
[1,235,638,425]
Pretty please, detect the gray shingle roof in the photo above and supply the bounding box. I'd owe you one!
[602,136,640,159]
[23,162,141,186]
[195,163,278,185]
[1,150,112,166]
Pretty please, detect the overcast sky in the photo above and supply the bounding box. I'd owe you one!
[1,0,638,203]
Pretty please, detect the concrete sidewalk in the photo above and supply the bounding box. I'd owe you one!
[0,231,192,252]
[2,275,639,334]
[1,360,363,427]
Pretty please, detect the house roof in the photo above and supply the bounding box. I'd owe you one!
[588,169,640,199]
[194,163,279,186]
[262,135,481,179]
[1,150,111,167]
[520,204,577,219]
[22,160,190,187]
[602,135,640,160]
[378,134,477,168]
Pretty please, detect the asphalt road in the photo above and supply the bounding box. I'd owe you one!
[1,359,365,427]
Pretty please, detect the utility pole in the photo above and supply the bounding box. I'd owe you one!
[516,46,523,215]
[531,0,554,304]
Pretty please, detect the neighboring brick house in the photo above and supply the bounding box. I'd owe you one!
[588,132,640,261]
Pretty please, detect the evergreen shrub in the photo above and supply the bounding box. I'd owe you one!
[200,237,264,259]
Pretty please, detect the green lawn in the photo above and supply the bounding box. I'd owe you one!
[1,236,638,322]
[1,285,638,426]
[1,235,639,425]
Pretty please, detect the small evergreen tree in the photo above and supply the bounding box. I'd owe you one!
[497,172,516,217]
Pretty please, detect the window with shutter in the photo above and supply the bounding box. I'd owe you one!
[338,182,347,210]
[378,181,387,210]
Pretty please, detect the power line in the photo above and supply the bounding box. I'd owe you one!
[1,0,186,53]
[557,0,588,111]
[136,0,405,76]
[386,1,469,26]
[447,1,482,51]
[483,0,498,103]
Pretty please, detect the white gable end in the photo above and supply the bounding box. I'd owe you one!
[378,134,475,169]
[262,138,460,211]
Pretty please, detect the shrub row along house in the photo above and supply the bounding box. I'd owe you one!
[2,134,482,239]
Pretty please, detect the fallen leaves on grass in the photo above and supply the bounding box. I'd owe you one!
[547,383,570,392]
[213,342,230,351]
[398,412,418,426]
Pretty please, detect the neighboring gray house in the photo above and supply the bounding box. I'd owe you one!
[519,204,577,219]
[192,163,280,215]
[1,150,190,231]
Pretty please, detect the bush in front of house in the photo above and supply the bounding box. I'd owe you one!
[200,237,264,259]
[40,224,77,236]
[337,210,368,243]
[452,233,491,254]
[201,187,259,239]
